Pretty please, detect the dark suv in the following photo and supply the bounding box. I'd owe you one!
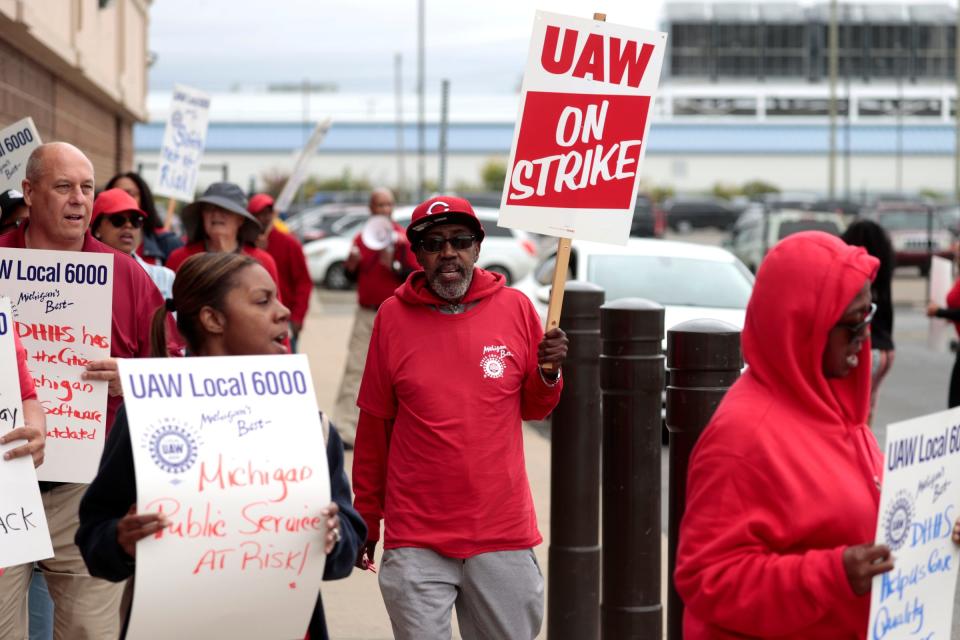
[630,195,666,238]
[663,198,739,232]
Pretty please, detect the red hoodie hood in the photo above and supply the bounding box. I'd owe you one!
[744,231,879,428]
[396,267,505,306]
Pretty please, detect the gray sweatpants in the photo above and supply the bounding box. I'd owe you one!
[378,547,544,640]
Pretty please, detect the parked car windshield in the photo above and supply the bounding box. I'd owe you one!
[777,219,841,240]
[586,255,753,309]
[877,211,946,231]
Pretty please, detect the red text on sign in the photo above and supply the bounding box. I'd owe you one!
[541,25,655,88]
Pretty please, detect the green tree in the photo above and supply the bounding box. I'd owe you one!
[480,158,507,192]
[741,180,780,199]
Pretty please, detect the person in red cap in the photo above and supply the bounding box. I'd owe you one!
[352,195,568,640]
[332,187,418,447]
[248,193,312,350]
[0,142,176,639]
[91,188,176,299]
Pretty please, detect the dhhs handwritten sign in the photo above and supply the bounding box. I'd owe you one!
[0,249,113,483]
[119,355,331,640]
[153,84,210,202]
[498,11,666,244]
[0,297,53,568]
[869,409,960,639]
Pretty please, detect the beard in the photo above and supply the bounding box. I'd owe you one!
[428,264,473,301]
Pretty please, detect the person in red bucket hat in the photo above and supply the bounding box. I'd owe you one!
[352,194,568,639]
[91,188,176,300]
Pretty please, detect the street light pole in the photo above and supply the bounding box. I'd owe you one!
[417,0,426,201]
[955,3,960,201]
[828,0,838,200]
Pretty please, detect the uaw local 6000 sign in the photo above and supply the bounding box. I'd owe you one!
[498,11,666,245]
[0,249,113,483]
[868,408,960,639]
[119,355,331,640]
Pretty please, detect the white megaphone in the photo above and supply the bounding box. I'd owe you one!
[360,215,396,251]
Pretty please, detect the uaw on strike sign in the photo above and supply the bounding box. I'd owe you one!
[499,11,666,245]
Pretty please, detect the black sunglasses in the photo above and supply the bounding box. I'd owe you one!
[419,234,476,253]
[106,213,144,229]
[837,302,877,336]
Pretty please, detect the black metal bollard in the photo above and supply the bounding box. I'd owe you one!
[548,282,605,640]
[665,319,742,640]
[600,298,664,640]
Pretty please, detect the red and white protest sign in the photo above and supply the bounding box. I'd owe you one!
[498,11,666,245]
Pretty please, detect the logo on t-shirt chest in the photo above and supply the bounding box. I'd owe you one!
[480,344,513,380]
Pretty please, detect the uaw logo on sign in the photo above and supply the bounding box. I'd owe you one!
[141,417,202,484]
[480,345,512,380]
[883,490,915,551]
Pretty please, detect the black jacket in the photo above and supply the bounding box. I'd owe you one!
[75,405,365,640]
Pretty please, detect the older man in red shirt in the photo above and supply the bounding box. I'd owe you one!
[0,142,170,639]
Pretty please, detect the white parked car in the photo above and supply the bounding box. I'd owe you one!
[516,237,755,346]
[304,206,539,289]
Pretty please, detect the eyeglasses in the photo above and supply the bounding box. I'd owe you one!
[106,213,144,229]
[419,234,476,253]
[836,302,877,336]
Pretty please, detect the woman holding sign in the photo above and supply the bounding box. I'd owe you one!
[675,232,895,638]
[75,253,365,640]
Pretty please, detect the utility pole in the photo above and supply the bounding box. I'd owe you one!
[828,0,838,200]
[395,52,405,201]
[955,3,960,201]
[438,79,450,193]
[897,44,904,193]
[417,0,426,201]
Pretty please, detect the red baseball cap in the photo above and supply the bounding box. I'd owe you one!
[406,195,485,245]
[92,188,147,226]
[248,193,275,214]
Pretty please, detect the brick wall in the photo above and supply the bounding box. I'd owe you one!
[0,38,134,185]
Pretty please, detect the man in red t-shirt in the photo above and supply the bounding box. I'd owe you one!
[352,195,568,639]
[0,142,170,639]
[248,193,313,351]
[333,188,418,446]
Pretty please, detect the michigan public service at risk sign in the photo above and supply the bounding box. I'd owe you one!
[868,408,960,639]
[153,84,211,203]
[498,11,666,245]
[119,354,331,640]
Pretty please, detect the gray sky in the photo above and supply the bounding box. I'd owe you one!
[147,0,666,94]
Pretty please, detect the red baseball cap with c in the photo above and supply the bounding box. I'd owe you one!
[92,188,147,226]
[406,195,485,245]
[248,193,275,214]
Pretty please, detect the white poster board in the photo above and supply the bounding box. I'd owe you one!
[868,408,960,638]
[153,85,211,202]
[498,11,667,245]
[928,256,954,353]
[0,249,113,482]
[119,355,331,640]
[0,117,42,193]
[274,119,332,215]
[0,297,53,568]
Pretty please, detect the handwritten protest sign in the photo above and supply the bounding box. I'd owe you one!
[0,117,42,193]
[498,11,666,245]
[0,297,53,568]
[153,84,211,203]
[0,249,113,483]
[119,355,331,640]
[928,256,953,353]
[274,119,332,215]
[868,408,960,639]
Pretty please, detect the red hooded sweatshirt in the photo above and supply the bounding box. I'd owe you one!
[353,268,562,558]
[675,231,882,639]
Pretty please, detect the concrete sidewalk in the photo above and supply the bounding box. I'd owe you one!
[302,290,668,639]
